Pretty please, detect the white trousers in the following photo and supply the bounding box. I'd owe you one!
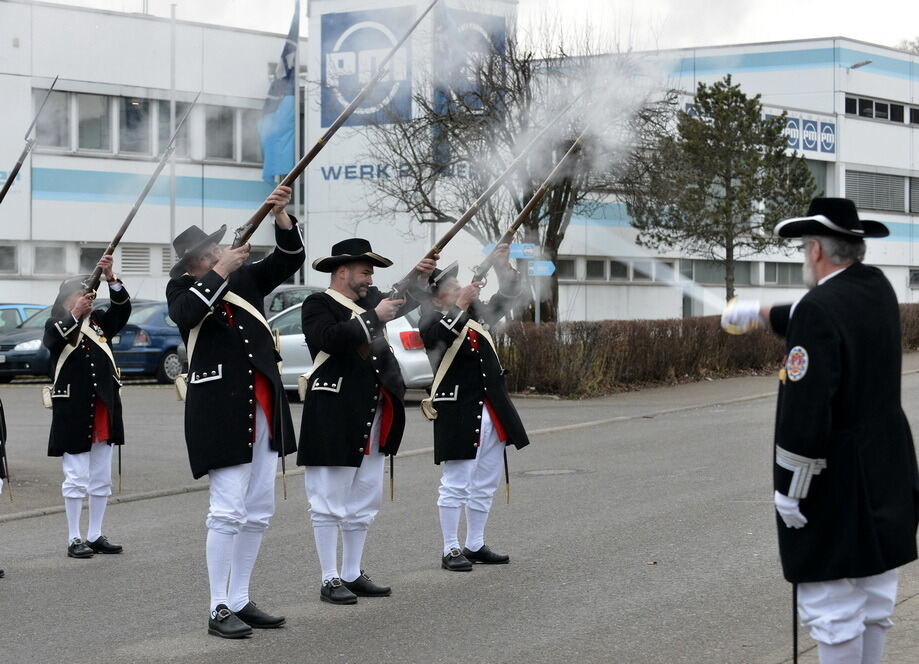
[437,406,504,513]
[305,407,384,531]
[798,569,898,644]
[206,407,277,535]
[62,442,114,498]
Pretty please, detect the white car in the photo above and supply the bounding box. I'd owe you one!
[268,304,434,395]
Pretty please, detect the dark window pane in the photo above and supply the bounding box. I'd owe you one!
[79,247,104,273]
[34,246,65,274]
[891,104,904,123]
[157,100,190,157]
[240,109,262,163]
[205,105,235,159]
[911,108,919,124]
[555,258,576,279]
[34,89,70,148]
[874,102,888,120]
[609,260,629,280]
[585,259,605,280]
[764,262,777,283]
[844,97,857,114]
[77,94,111,150]
[0,246,16,273]
[911,269,919,288]
[119,98,150,154]
[858,98,873,118]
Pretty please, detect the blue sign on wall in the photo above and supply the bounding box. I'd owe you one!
[801,119,818,151]
[320,6,414,128]
[784,117,800,149]
[819,122,836,153]
[528,261,556,277]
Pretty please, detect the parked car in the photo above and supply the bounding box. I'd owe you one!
[264,285,324,316]
[110,301,184,383]
[0,304,45,334]
[268,304,433,395]
[0,305,55,382]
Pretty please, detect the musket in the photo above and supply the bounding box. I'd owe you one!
[0,76,59,207]
[69,94,199,345]
[231,0,441,249]
[472,126,589,283]
[387,96,584,297]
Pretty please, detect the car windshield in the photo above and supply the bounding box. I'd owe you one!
[20,306,53,328]
[127,304,162,325]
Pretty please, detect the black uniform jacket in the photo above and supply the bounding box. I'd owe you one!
[167,222,304,479]
[769,262,919,583]
[43,284,131,456]
[0,398,7,479]
[297,286,420,467]
[419,285,529,464]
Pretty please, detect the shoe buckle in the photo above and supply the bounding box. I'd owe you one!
[328,578,342,588]
[449,547,462,558]
[213,607,232,621]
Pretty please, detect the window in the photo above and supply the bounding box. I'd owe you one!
[555,258,576,279]
[609,260,629,280]
[119,98,150,154]
[34,89,70,148]
[845,170,905,212]
[585,259,605,280]
[858,98,873,118]
[689,260,751,286]
[77,94,111,151]
[806,159,827,193]
[846,96,909,125]
[891,104,905,123]
[240,109,262,163]
[912,109,919,125]
[764,262,803,286]
[34,246,65,274]
[271,308,302,336]
[205,105,235,159]
[632,260,653,281]
[0,247,16,273]
[655,261,675,282]
[911,269,919,289]
[158,100,190,157]
[912,178,919,214]
[844,97,857,115]
[79,247,105,273]
[874,102,889,120]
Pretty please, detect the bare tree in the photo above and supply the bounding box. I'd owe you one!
[360,21,642,321]
[896,37,919,54]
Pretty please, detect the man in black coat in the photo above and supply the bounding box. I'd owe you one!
[298,238,435,604]
[418,246,529,571]
[42,255,130,560]
[166,185,303,639]
[722,198,919,664]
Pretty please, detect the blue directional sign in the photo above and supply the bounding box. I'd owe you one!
[527,260,556,277]
[482,242,538,259]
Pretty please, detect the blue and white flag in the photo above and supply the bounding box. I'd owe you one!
[259,0,299,182]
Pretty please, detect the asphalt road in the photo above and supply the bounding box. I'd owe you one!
[1,368,918,663]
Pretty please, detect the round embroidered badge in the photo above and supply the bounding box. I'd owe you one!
[786,346,809,382]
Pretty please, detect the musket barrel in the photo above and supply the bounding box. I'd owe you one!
[1,76,58,208]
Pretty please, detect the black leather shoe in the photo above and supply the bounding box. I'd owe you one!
[0,569,4,578]
[441,547,473,571]
[320,578,358,605]
[463,545,510,564]
[342,571,391,597]
[208,604,253,639]
[67,538,94,559]
[87,535,123,554]
[235,601,285,628]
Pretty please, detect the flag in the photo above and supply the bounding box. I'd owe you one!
[259,0,300,182]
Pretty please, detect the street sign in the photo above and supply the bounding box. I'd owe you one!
[527,260,556,277]
[482,242,538,259]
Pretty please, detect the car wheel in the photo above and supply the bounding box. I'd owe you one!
[0,375,12,384]
[156,349,183,384]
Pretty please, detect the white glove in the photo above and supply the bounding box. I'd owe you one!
[721,298,764,335]
[774,490,807,529]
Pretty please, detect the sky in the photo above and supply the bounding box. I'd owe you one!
[41,0,919,52]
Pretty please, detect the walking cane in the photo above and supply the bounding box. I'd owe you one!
[792,583,799,664]
[389,456,395,502]
[503,446,510,504]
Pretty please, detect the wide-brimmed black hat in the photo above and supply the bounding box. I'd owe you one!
[428,261,459,292]
[169,225,227,278]
[312,238,392,273]
[51,275,91,316]
[774,198,889,239]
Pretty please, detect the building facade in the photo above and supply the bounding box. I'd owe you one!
[2,0,919,320]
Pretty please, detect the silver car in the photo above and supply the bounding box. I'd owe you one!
[268,304,433,394]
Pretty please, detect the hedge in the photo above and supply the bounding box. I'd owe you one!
[495,303,919,398]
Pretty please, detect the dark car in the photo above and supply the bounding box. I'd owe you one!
[110,301,184,383]
[0,306,55,382]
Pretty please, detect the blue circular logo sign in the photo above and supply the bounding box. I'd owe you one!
[785,118,800,147]
[801,120,818,150]
[820,123,836,152]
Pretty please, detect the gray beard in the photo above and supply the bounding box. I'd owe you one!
[803,259,817,290]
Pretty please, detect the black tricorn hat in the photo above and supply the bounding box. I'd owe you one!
[774,198,889,239]
[428,261,459,292]
[169,224,227,279]
[312,238,393,273]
